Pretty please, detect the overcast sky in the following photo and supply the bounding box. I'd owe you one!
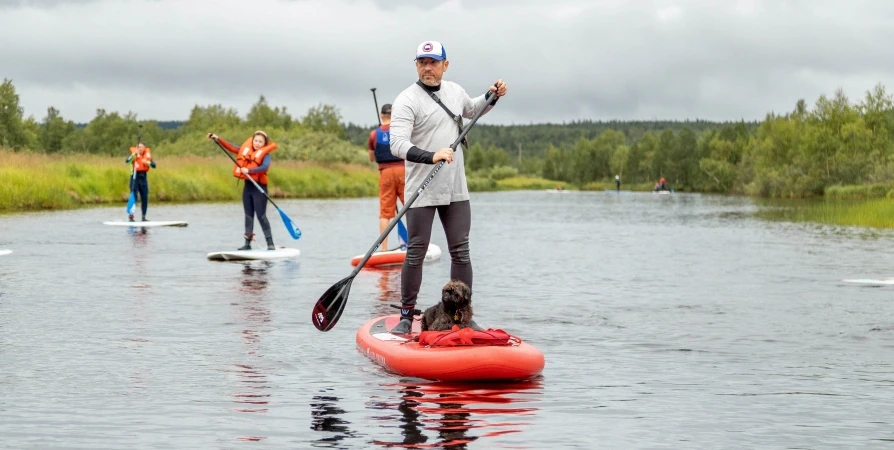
[2,0,893,126]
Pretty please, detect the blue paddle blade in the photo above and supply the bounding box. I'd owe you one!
[126,193,136,215]
[278,208,301,240]
[397,218,408,249]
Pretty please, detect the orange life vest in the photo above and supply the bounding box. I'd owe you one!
[233,138,277,185]
[129,147,153,172]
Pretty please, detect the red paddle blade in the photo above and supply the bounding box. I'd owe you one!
[312,276,353,331]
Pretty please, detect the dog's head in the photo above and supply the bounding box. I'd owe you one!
[441,280,472,321]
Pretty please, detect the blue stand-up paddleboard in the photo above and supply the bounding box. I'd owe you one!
[207,248,300,261]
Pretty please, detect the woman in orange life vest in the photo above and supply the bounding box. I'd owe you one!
[125,142,156,222]
[207,130,277,250]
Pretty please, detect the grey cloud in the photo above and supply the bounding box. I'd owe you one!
[0,0,99,8]
[3,0,894,126]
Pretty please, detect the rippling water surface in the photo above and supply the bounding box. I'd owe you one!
[1,191,893,448]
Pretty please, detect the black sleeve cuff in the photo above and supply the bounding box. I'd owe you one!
[485,91,499,106]
[406,146,435,164]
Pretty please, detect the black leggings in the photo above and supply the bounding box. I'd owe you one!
[243,182,272,238]
[401,200,472,308]
[131,172,149,216]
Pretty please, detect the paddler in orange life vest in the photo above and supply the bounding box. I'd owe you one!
[368,103,406,251]
[125,142,156,222]
[207,130,278,250]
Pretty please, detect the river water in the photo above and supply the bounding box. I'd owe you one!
[1,191,892,449]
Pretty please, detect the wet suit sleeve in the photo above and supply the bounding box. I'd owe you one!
[248,154,271,173]
[405,146,435,164]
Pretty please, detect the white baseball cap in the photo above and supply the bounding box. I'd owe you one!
[415,41,446,61]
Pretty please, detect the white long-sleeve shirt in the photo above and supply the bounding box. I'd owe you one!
[390,80,494,207]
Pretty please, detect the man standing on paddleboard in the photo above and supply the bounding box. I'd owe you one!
[388,40,507,334]
[368,103,405,252]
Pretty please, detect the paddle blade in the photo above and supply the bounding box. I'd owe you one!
[312,276,353,331]
[397,218,408,249]
[126,193,136,215]
[277,208,301,240]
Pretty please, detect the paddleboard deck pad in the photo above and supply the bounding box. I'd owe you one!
[104,220,188,227]
[351,243,441,268]
[207,247,300,261]
[356,315,545,382]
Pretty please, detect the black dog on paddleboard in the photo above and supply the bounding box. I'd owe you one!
[421,280,473,332]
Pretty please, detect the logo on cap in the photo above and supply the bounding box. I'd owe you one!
[423,42,433,52]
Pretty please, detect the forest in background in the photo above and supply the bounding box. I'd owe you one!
[3,78,894,198]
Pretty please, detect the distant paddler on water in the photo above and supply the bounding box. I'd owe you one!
[367,89,408,252]
[125,124,156,222]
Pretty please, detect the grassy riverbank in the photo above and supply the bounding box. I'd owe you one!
[0,151,379,211]
[757,198,894,229]
[0,151,565,212]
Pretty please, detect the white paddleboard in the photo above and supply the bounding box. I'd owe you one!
[842,278,894,286]
[104,220,188,227]
[0,249,11,256]
[207,247,301,261]
[545,189,570,193]
[654,190,671,195]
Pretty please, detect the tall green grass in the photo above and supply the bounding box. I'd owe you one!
[495,176,565,191]
[824,184,894,200]
[0,150,574,212]
[757,198,894,229]
[0,150,378,211]
[581,181,655,191]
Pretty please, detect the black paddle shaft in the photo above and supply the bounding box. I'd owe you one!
[348,90,498,276]
[211,137,286,211]
[371,88,381,127]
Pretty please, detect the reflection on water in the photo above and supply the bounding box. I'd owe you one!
[371,268,402,318]
[369,379,542,449]
[310,388,358,448]
[232,261,272,445]
[126,226,149,248]
[126,227,151,399]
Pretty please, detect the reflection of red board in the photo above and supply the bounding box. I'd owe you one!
[350,244,442,269]
[356,315,545,382]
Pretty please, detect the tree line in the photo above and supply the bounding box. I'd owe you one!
[357,84,894,197]
[3,77,894,197]
[0,79,362,164]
